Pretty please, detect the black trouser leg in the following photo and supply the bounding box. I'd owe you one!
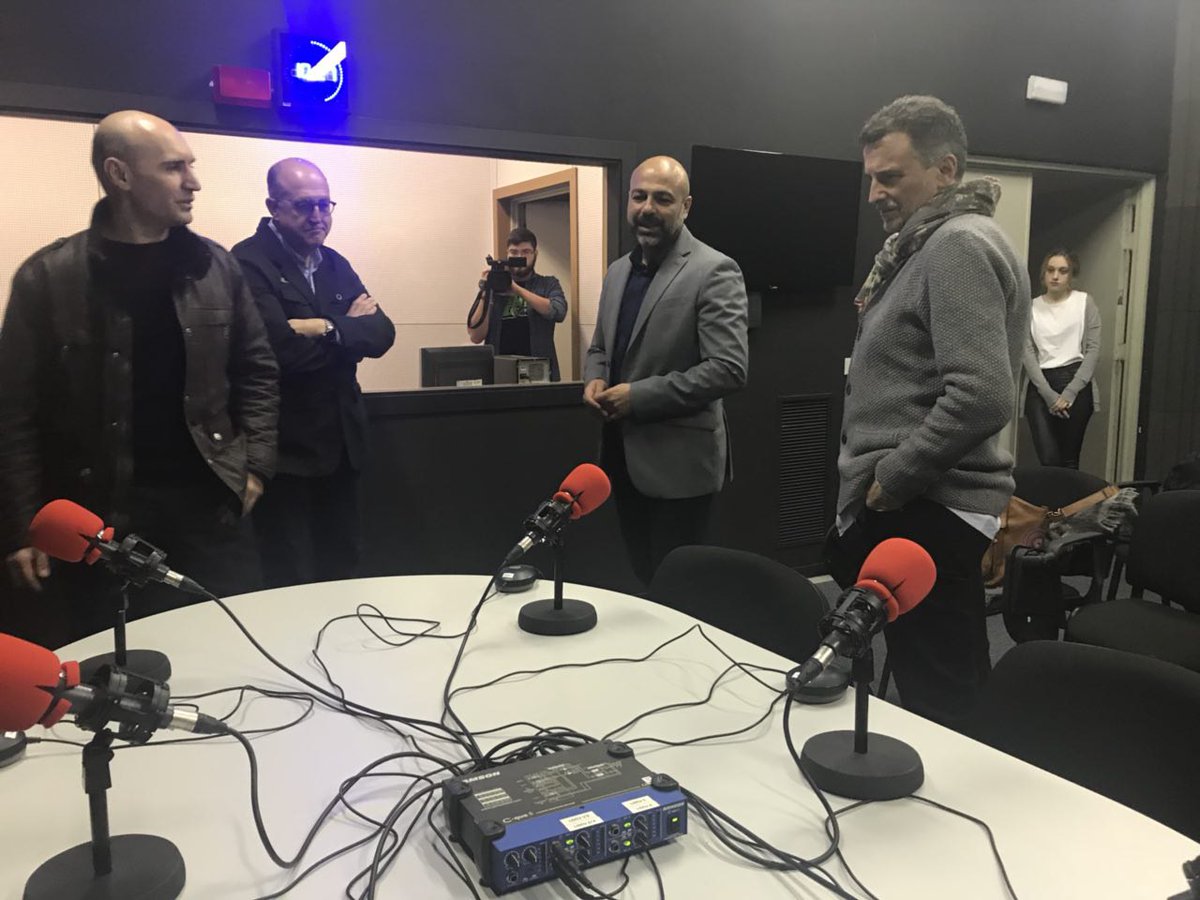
[254,462,361,588]
[602,427,715,588]
[310,462,361,584]
[1056,384,1093,470]
[253,474,316,588]
[118,479,261,619]
[1027,364,1095,470]
[1026,384,1063,467]
[836,499,991,731]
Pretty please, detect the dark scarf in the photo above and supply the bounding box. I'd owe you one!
[854,177,1001,314]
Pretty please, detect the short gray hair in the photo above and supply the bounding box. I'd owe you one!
[859,95,968,181]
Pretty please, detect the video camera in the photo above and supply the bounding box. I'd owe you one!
[484,254,528,294]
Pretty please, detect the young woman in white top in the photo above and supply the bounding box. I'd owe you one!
[1022,248,1101,469]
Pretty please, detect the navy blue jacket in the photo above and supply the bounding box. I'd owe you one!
[233,218,395,477]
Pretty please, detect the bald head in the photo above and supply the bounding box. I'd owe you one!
[90,110,199,238]
[632,156,691,198]
[627,155,693,260]
[266,158,329,201]
[266,158,334,253]
[92,111,184,189]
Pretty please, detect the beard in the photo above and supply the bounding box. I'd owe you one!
[632,213,676,246]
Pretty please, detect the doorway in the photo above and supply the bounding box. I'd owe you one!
[967,160,1155,482]
[493,169,580,380]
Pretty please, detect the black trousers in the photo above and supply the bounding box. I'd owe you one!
[252,458,361,588]
[1026,363,1094,469]
[828,498,991,731]
[601,426,715,588]
[3,478,261,648]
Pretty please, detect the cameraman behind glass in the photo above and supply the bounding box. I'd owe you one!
[467,227,568,381]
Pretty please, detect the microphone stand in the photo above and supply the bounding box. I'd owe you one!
[516,534,598,636]
[23,728,185,899]
[797,654,924,800]
[79,578,172,686]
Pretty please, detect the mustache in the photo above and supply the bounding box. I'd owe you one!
[636,215,663,228]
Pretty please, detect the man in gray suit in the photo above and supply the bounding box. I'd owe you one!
[583,156,749,586]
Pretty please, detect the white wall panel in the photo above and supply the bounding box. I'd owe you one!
[0,116,100,323]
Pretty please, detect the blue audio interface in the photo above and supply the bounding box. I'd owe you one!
[442,741,687,894]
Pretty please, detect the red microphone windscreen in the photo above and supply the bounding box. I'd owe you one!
[0,633,73,731]
[856,538,937,622]
[555,464,612,520]
[27,499,109,565]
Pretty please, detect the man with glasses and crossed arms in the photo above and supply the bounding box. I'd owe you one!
[233,158,395,588]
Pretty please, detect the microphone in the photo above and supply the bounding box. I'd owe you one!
[28,499,207,596]
[0,633,226,742]
[791,538,936,688]
[503,464,611,565]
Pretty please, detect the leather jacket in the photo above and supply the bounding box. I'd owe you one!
[0,200,279,553]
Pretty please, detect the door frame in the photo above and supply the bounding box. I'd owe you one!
[493,169,580,380]
[970,156,1156,482]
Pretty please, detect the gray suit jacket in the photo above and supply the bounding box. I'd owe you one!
[584,226,749,499]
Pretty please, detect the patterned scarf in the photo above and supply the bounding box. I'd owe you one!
[854,177,1002,314]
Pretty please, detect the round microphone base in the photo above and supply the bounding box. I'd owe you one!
[25,833,185,900]
[800,730,924,800]
[518,598,597,636]
[0,731,27,768]
[496,564,541,593]
[79,650,172,685]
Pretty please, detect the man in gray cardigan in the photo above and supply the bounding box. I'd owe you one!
[583,156,749,586]
[832,96,1031,729]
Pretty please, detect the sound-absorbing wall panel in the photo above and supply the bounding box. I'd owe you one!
[777,395,832,547]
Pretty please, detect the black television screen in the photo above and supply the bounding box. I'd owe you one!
[688,145,862,293]
[420,345,495,387]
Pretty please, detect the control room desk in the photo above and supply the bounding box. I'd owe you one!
[3,576,1195,898]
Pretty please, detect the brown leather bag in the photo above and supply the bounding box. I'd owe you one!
[982,485,1119,587]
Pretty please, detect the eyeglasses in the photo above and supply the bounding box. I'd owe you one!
[279,198,337,215]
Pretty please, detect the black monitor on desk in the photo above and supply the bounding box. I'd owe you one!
[420,345,495,387]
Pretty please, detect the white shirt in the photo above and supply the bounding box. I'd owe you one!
[1031,290,1087,368]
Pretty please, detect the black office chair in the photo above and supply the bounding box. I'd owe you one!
[968,640,1200,842]
[998,465,1115,642]
[1065,490,1200,674]
[647,545,828,664]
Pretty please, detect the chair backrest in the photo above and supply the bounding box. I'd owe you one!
[1127,489,1200,612]
[968,640,1200,842]
[1013,465,1109,510]
[647,546,829,663]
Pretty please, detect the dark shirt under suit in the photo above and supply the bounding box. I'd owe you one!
[232,217,395,587]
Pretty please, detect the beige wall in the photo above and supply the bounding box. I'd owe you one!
[0,114,606,391]
[0,116,100,323]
